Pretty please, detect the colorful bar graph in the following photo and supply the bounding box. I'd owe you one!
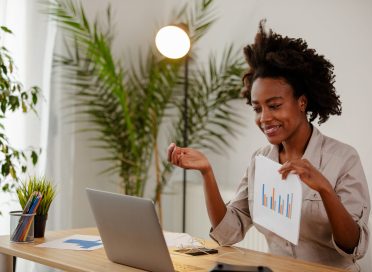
[261,184,293,219]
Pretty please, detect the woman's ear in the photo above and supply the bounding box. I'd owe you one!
[298,95,308,112]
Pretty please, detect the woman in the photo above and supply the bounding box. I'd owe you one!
[167,21,370,271]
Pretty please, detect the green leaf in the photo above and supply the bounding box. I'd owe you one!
[9,166,16,179]
[31,151,38,165]
[32,91,38,104]
[22,101,27,112]
[1,162,10,176]
[0,101,6,113]
[0,26,12,34]
[1,64,7,74]
[2,183,9,192]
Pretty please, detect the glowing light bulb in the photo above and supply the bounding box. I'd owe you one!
[155,26,190,59]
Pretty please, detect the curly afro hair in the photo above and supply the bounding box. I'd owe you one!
[242,20,342,124]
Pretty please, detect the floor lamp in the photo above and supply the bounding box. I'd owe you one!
[155,25,190,233]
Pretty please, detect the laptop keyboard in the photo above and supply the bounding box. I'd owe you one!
[174,263,204,272]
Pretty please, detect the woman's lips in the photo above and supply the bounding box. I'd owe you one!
[262,125,281,136]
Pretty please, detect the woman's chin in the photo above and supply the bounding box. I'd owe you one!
[265,135,282,145]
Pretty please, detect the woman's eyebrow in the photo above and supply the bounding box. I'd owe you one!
[252,96,283,105]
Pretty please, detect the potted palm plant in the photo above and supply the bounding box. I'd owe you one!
[43,0,246,217]
[16,176,56,238]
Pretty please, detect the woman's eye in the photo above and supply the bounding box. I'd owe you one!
[269,104,281,110]
[253,107,261,113]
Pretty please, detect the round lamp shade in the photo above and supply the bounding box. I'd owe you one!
[155,26,190,59]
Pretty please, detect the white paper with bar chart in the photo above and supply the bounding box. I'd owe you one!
[253,155,302,245]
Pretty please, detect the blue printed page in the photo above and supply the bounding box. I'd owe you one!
[36,235,103,250]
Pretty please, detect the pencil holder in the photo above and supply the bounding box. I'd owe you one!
[9,211,36,243]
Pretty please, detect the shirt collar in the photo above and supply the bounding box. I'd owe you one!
[302,126,322,170]
[265,125,323,169]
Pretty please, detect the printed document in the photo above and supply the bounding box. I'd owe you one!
[36,235,103,250]
[253,155,302,245]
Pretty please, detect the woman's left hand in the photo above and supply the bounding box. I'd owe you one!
[280,158,361,252]
[278,159,330,193]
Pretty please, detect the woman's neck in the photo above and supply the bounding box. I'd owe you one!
[279,122,313,163]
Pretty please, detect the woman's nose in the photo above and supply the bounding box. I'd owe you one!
[260,107,272,123]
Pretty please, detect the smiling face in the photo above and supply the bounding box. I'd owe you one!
[251,77,308,146]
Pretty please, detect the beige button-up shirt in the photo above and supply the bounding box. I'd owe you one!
[210,127,370,271]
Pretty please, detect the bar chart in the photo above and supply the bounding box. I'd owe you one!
[261,184,293,219]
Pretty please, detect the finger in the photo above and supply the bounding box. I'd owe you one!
[281,169,291,180]
[278,161,291,174]
[173,147,185,166]
[171,146,179,165]
[279,161,303,179]
[279,159,304,172]
[167,143,176,162]
[285,162,307,176]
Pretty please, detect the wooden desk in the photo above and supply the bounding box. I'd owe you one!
[0,228,346,272]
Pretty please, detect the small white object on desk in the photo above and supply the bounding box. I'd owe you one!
[163,231,202,248]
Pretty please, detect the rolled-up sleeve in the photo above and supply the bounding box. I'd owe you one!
[332,149,370,260]
[210,170,253,246]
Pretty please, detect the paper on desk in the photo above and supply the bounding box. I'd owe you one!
[163,231,202,248]
[36,234,103,251]
[253,155,302,245]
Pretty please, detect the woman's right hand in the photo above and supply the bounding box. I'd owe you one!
[167,143,211,174]
[168,143,227,227]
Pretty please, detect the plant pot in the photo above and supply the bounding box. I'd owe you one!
[34,214,48,238]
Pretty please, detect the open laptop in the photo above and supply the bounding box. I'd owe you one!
[86,188,184,272]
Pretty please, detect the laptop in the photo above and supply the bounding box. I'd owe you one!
[86,188,176,272]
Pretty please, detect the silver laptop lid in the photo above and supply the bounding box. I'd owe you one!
[86,188,174,272]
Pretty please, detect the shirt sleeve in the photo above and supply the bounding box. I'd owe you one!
[209,169,253,246]
[332,149,370,260]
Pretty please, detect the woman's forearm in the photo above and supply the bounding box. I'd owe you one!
[320,183,360,253]
[201,167,227,228]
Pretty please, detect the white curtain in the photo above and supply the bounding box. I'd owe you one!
[0,0,74,271]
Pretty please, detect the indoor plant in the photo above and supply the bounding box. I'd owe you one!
[0,26,40,214]
[16,176,56,238]
[44,0,246,213]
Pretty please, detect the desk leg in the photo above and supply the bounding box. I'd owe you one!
[0,253,13,272]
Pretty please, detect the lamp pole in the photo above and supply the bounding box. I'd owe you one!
[182,56,189,233]
[155,25,191,233]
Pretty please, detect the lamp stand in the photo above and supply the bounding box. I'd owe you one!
[182,56,189,233]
